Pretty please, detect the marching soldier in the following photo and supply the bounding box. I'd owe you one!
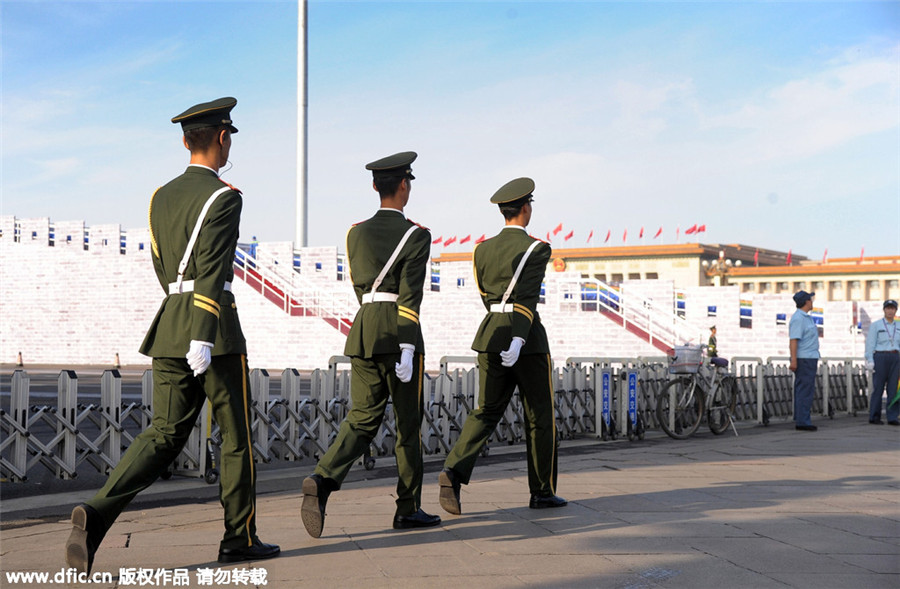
[300,151,440,536]
[439,177,567,515]
[65,97,279,574]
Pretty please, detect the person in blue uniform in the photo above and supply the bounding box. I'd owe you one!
[64,97,279,575]
[300,151,441,537]
[438,177,566,516]
[865,299,900,425]
[789,290,820,432]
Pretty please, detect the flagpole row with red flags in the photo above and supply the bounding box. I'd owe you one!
[431,223,715,250]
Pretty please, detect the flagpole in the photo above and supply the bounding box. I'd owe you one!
[295,0,308,248]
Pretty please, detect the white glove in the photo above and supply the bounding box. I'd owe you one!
[866,361,875,371]
[395,344,415,383]
[500,337,525,367]
[186,340,213,376]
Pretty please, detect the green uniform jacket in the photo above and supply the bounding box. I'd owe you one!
[139,166,246,358]
[471,226,551,354]
[344,209,430,358]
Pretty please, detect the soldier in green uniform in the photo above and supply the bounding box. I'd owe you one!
[65,97,279,574]
[300,151,441,536]
[439,177,567,515]
[708,326,718,358]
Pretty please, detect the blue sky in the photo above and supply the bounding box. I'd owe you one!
[2,0,899,258]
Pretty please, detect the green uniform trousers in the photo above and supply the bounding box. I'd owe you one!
[314,353,424,516]
[445,352,559,495]
[86,355,258,550]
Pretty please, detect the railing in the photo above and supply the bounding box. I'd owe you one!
[1,357,869,483]
[233,247,356,334]
[557,279,708,351]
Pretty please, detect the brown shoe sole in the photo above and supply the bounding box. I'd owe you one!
[301,477,325,538]
[65,506,91,574]
[438,471,461,515]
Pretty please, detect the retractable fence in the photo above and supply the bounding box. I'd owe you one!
[1,356,869,482]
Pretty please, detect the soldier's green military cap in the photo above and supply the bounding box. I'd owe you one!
[172,97,239,134]
[490,177,535,205]
[366,151,417,180]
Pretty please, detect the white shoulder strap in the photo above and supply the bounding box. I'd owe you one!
[173,185,232,292]
[500,240,541,306]
[370,225,419,295]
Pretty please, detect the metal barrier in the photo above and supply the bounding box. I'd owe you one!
[0,357,870,482]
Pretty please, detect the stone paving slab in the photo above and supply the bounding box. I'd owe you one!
[1,415,898,589]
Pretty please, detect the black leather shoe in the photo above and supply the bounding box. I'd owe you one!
[218,540,280,563]
[869,420,884,425]
[795,425,818,431]
[393,508,441,530]
[301,474,334,539]
[65,504,104,575]
[438,468,462,515]
[888,420,900,426]
[529,494,568,509]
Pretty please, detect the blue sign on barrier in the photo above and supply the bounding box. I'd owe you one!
[601,371,611,432]
[628,371,637,426]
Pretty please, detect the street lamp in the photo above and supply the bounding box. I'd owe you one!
[702,250,742,286]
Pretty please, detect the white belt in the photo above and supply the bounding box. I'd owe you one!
[361,292,399,304]
[490,303,513,313]
[169,280,232,295]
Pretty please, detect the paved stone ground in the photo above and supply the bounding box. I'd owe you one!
[2,415,898,588]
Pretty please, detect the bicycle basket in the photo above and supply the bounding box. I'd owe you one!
[667,345,702,374]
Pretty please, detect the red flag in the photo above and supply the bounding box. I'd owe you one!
[822,249,828,264]
[546,232,552,243]
[587,229,594,243]
[443,236,457,246]
[697,224,706,233]
[786,250,792,265]
[432,235,442,245]
[685,224,698,235]
[653,227,663,239]
[676,227,680,241]
[623,229,628,243]
[553,223,563,236]
[475,234,486,244]
[754,249,759,266]
[860,247,865,262]
[639,227,644,238]
[459,235,471,244]
[604,230,611,243]
[564,230,574,241]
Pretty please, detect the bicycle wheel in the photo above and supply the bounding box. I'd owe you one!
[708,376,738,435]
[656,377,704,439]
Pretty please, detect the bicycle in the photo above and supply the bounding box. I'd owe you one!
[656,344,738,439]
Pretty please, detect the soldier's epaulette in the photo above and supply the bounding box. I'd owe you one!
[529,234,549,244]
[407,218,430,231]
[219,179,242,194]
